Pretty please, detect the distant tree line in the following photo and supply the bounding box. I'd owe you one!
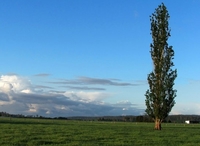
[96,115,200,123]
[1,112,200,123]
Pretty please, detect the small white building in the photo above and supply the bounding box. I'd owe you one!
[185,120,190,124]
[185,120,199,124]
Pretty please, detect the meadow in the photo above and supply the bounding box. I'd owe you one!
[0,117,200,146]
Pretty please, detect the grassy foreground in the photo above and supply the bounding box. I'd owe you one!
[0,118,200,146]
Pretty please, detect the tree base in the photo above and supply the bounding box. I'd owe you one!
[154,119,162,130]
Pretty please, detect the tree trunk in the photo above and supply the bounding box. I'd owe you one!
[154,118,161,130]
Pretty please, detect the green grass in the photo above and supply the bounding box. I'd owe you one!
[0,117,200,146]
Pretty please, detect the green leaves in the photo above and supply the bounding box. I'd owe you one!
[145,3,177,124]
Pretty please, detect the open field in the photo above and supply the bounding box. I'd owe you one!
[0,118,200,146]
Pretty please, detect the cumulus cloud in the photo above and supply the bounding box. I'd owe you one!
[0,81,13,93]
[0,75,32,93]
[0,74,143,117]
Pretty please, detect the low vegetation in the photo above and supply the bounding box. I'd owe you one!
[0,117,200,145]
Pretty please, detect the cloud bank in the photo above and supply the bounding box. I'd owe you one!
[0,75,143,117]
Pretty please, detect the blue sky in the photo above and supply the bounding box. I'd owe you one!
[0,0,200,117]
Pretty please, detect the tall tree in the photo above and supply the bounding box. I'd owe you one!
[145,3,177,130]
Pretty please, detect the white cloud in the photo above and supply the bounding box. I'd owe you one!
[64,91,111,102]
[171,103,200,115]
[0,81,13,93]
[0,74,143,117]
[21,89,33,94]
[0,75,32,93]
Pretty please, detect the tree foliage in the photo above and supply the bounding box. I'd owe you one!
[145,3,177,130]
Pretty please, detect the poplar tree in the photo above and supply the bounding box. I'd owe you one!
[145,3,177,130]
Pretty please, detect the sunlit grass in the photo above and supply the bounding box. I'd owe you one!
[0,117,200,145]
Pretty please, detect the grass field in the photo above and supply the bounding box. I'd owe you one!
[0,117,200,146]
